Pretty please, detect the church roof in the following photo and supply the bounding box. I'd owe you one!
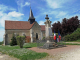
[40,25,45,31]
[5,20,45,31]
[5,20,35,30]
[29,8,35,19]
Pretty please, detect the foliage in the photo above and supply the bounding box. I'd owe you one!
[61,16,79,35]
[52,16,79,36]
[52,21,61,33]
[64,28,80,41]
[0,41,3,45]
[0,43,48,60]
[10,33,17,46]
[53,33,58,38]
[16,36,25,48]
[42,37,45,40]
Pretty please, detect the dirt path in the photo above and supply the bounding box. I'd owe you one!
[28,45,80,56]
[28,45,80,60]
[0,52,19,60]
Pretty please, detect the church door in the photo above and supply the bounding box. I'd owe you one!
[36,33,38,40]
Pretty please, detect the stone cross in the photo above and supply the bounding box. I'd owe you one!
[44,15,53,39]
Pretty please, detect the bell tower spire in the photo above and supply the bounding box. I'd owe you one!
[28,5,35,24]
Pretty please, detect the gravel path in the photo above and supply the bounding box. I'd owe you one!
[0,52,19,60]
[28,45,80,60]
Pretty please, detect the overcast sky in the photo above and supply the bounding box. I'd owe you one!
[0,0,80,42]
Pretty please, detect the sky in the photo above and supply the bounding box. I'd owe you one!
[0,0,80,42]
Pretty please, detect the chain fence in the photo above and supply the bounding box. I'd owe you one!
[36,37,66,49]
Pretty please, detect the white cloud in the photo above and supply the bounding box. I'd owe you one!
[45,0,73,9]
[0,4,16,12]
[46,0,61,9]
[0,11,24,27]
[39,21,45,25]
[0,4,24,42]
[49,17,52,20]
[16,0,30,13]
[0,4,24,27]
[42,10,57,15]
[56,11,67,18]
[17,0,30,7]
[0,4,8,11]
[25,2,30,6]
[8,11,24,17]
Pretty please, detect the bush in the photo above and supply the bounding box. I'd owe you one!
[16,36,25,48]
[10,34,17,46]
[65,28,80,41]
[42,37,45,40]
[0,41,3,45]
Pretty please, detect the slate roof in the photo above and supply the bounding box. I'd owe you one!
[5,20,45,31]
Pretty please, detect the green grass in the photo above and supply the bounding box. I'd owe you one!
[64,43,80,45]
[0,43,48,60]
[57,42,80,45]
[23,43,37,48]
[65,39,80,42]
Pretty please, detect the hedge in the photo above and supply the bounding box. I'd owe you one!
[65,28,80,41]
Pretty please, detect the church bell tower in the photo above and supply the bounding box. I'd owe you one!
[28,7,35,24]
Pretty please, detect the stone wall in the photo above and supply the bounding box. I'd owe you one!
[41,30,45,38]
[31,22,42,40]
[5,29,30,44]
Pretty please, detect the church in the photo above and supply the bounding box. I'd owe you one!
[4,8,46,45]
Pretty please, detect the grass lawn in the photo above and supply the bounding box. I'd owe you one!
[57,42,80,45]
[0,43,48,60]
[65,39,80,42]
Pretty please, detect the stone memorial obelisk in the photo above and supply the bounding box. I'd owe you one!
[44,14,53,40]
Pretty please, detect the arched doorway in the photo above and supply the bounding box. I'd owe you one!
[36,33,38,40]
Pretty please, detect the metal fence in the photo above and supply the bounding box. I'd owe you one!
[36,37,66,49]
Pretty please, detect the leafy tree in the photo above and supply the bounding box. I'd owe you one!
[16,36,25,48]
[52,21,61,33]
[52,16,79,36]
[10,33,17,46]
[0,41,3,45]
[61,16,79,35]
[61,18,68,35]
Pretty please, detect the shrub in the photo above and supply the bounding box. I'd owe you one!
[10,34,17,46]
[0,41,3,45]
[42,37,45,40]
[65,28,80,41]
[16,36,25,48]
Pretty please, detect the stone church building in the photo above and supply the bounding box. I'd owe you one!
[4,8,45,45]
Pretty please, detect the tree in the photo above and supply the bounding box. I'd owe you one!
[61,16,79,35]
[61,18,68,35]
[52,21,61,33]
[16,36,25,48]
[10,33,17,46]
[52,16,79,36]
